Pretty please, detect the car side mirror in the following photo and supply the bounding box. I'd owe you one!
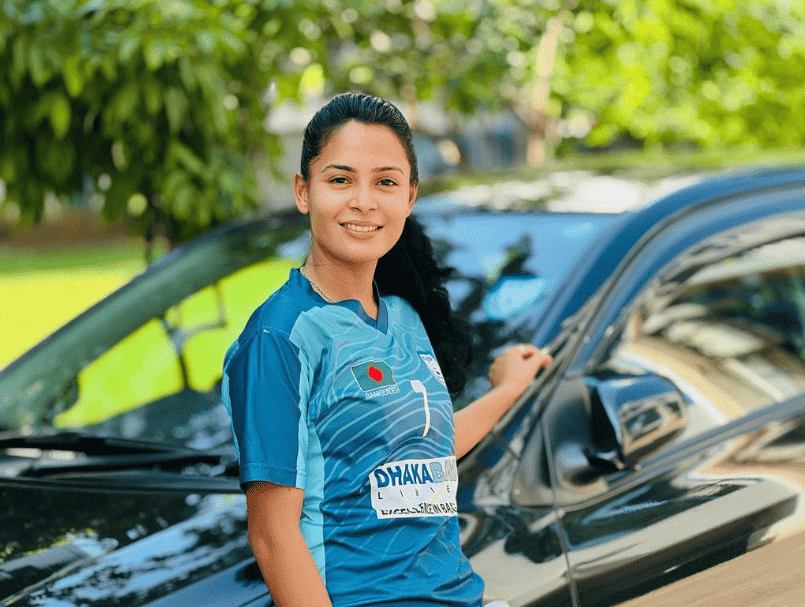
[549,372,688,498]
[588,372,688,470]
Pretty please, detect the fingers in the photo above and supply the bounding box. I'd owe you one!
[510,344,553,368]
[488,344,553,390]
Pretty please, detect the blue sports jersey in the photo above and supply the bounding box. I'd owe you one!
[222,268,484,607]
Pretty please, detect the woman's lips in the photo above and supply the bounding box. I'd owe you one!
[342,223,381,232]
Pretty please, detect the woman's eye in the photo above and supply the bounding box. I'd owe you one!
[329,176,348,184]
[379,178,397,186]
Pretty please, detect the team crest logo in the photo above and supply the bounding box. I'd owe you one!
[351,360,396,392]
[418,353,446,386]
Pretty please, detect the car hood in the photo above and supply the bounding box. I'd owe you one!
[0,481,265,606]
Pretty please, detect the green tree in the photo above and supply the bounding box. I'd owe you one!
[273,0,569,164]
[553,0,805,151]
[0,0,280,242]
[0,0,558,239]
[4,0,803,241]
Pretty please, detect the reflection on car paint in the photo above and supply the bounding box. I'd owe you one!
[482,276,547,320]
[20,494,251,606]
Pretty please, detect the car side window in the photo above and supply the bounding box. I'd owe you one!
[608,234,805,442]
[530,213,805,507]
[54,320,185,428]
[164,258,297,394]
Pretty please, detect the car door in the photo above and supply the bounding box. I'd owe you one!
[517,188,805,606]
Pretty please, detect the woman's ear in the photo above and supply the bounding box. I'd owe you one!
[294,173,309,214]
[407,182,418,216]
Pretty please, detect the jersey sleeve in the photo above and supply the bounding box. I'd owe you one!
[222,328,308,489]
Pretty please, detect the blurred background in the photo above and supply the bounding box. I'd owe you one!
[2,0,805,375]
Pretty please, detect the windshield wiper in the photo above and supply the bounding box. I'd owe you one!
[0,431,236,478]
[0,431,192,455]
[18,450,235,478]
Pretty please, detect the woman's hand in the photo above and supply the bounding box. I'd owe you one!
[454,344,553,459]
[488,344,553,398]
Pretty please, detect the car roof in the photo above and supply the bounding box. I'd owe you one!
[531,163,805,346]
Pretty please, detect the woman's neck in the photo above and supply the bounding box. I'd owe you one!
[303,252,378,319]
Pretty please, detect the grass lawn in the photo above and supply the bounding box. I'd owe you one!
[1,242,148,369]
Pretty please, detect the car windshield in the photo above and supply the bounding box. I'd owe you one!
[0,208,616,450]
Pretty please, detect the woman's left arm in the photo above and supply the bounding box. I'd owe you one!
[454,344,552,459]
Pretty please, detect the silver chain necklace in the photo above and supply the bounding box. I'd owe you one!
[299,265,336,303]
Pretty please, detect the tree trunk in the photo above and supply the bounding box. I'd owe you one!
[526,10,567,167]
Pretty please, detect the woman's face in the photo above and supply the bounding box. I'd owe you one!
[294,120,417,267]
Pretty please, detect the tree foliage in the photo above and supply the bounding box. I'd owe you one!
[0,0,278,238]
[554,0,805,150]
[1,0,803,241]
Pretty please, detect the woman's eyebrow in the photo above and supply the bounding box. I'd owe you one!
[320,164,354,173]
[320,164,404,174]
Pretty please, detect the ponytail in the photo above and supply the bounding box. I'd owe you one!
[375,216,472,396]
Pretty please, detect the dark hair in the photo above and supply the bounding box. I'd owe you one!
[301,93,472,394]
[375,216,472,395]
[301,93,417,184]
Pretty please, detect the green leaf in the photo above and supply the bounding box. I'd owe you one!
[178,56,196,89]
[165,87,188,133]
[172,184,195,219]
[100,55,118,81]
[195,30,218,55]
[11,34,28,86]
[0,154,18,183]
[28,43,49,86]
[35,136,75,185]
[104,177,135,221]
[62,55,84,97]
[163,170,187,199]
[112,82,139,123]
[218,30,247,55]
[0,21,13,54]
[144,38,167,70]
[31,94,54,128]
[172,142,205,176]
[49,93,72,139]
[119,34,141,63]
[142,77,163,115]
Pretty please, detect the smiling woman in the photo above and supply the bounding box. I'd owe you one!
[221,93,551,607]
[293,119,417,316]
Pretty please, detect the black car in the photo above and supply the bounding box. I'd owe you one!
[2,165,805,607]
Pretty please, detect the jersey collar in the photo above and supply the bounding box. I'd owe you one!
[293,268,388,333]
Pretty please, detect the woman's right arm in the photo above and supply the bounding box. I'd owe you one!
[246,482,332,607]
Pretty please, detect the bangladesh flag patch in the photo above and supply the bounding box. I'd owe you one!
[351,360,396,392]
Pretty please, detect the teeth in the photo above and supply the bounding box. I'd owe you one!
[343,223,379,232]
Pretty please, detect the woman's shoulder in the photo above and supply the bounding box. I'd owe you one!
[240,274,313,340]
[382,293,424,326]
[239,272,347,352]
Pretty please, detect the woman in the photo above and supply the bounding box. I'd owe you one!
[222,93,552,607]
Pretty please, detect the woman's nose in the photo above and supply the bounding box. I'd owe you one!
[351,181,377,212]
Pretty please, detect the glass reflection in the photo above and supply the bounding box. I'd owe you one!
[610,235,805,442]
